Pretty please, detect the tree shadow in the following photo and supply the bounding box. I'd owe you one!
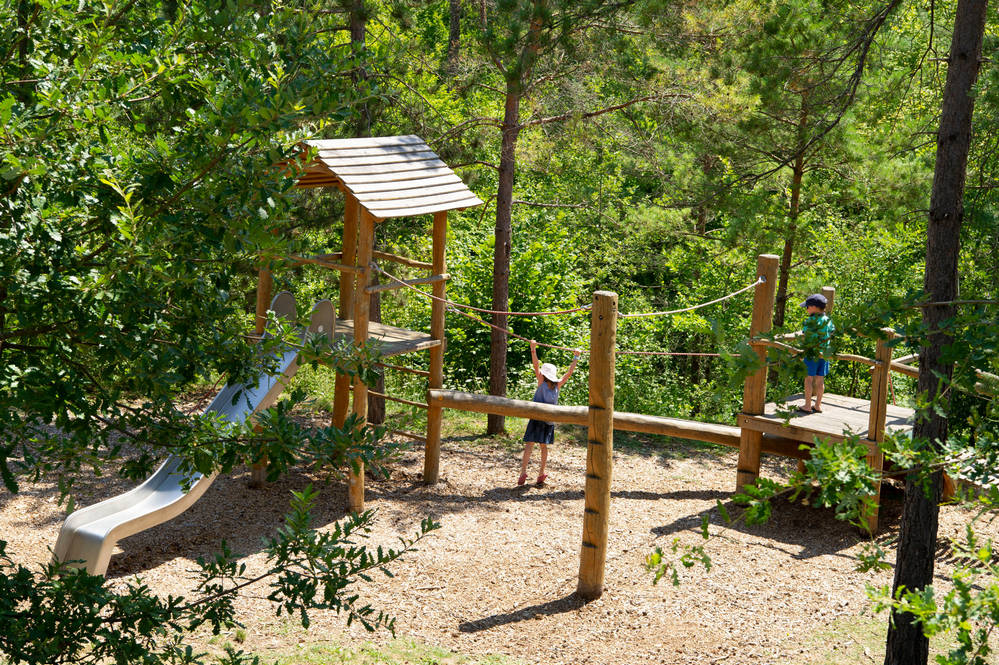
[457,592,587,633]
[649,483,906,560]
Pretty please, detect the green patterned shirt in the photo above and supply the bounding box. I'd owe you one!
[802,313,835,361]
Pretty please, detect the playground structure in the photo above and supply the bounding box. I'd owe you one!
[429,256,920,597]
[53,136,938,597]
[54,294,333,576]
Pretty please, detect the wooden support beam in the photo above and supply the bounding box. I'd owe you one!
[372,250,433,271]
[737,254,779,492]
[251,267,274,489]
[426,390,807,457]
[285,254,361,273]
[389,429,428,444]
[332,195,360,431]
[347,208,375,513]
[364,273,449,295]
[376,362,431,378]
[424,211,448,484]
[577,291,617,600]
[864,332,893,534]
[889,361,920,379]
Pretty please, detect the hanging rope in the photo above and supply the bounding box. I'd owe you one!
[372,264,761,356]
[617,277,764,318]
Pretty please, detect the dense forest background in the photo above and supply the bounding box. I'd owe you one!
[2,1,997,664]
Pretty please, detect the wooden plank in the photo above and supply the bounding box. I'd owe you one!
[737,254,779,492]
[364,273,449,295]
[317,150,441,168]
[315,144,432,159]
[612,411,740,447]
[367,198,484,219]
[306,135,425,150]
[358,182,471,202]
[324,159,448,176]
[339,167,458,185]
[428,389,589,425]
[372,250,433,271]
[364,189,480,212]
[347,174,464,194]
[427,389,811,458]
[334,319,441,357]
[577,291,617,601]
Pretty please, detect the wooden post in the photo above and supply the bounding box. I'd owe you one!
[250,266,274,488]
[577,291,617,600]
[736,254,780,492]
[424,211,448,484]
[332,195,360,429]
[348,209,375,512]
[864,331,893,533]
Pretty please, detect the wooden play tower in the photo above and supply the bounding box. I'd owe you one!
[256,135,482,511]
[736,254,915,532]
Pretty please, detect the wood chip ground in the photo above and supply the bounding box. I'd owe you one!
[2,414,991,664]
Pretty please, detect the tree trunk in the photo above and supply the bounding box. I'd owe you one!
[773,98,808,328]
[349,0,370,136]
[883,0,988,662]
[487,81,522,435]
[446,0,461,80]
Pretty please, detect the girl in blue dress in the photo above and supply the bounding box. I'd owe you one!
[518,339,581,486]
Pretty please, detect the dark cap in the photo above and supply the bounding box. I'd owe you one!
[800,294,827,309]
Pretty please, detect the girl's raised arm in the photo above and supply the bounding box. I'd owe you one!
[558,349,582,389]
[530,339,544,384]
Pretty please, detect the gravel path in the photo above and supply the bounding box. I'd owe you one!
[1,419,988,664]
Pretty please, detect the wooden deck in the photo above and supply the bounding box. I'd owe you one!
[333,319,440,357]
[738,392,913,448]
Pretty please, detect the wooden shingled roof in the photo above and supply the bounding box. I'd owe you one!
[295,135,483,219]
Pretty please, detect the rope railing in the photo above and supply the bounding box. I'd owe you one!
[617,277,765,318]
[373,264,764,356]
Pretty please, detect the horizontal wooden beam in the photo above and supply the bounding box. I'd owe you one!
[889,361,920,379]
[285,254,360,273]
[427,390,805,456]
[368,389,428,410]
[365,273,449,295]
[388,429,427,444]
[372,250,433,271]
[835,353,878,367]
[376,362,431,378]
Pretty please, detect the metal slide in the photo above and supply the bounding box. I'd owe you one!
[52,293,334,576]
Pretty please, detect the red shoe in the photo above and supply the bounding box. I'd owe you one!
[517,473,527,486]
[536,473,547,486]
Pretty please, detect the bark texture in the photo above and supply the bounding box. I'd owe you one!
[487,82,522,434]
[884,0,988,662]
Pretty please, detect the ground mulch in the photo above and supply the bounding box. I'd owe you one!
[1,414,989,664]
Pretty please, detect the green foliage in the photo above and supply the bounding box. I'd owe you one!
[0,487,440,665]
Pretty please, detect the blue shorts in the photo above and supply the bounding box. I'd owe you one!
[804,358,830,377]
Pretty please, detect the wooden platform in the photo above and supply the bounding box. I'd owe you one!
[334,319,440,357]
[738,393,913,449]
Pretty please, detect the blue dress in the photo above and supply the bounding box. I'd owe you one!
[523,381,558,445]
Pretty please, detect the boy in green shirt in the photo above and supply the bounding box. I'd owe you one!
[800,294,834,413]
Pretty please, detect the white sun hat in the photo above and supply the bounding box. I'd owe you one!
[540,363,559,383]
